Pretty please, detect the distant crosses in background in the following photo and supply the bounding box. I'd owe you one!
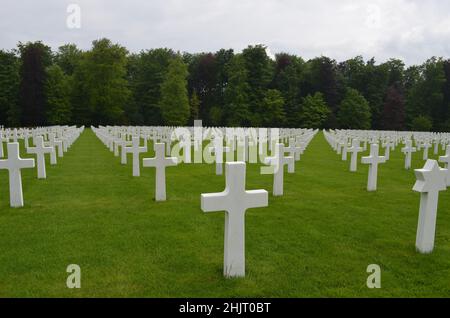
[236,135,249,162]
[439,145,450,186]
[361,144,386,191]
[422,139,432,160]
[45,133,58,165]
[201,162,268,278]
[0,132,8,157]
[402,140,417,170]
[295,137,306,161]
[341,139,349,161]
[161,134,172,156]
[0,141,4,158]
[348,138,363,172]
[209,142,231,176]
[23,131,31,149]
[113,136,121,157]
[433,139,440,155]
[27,136,53,179]
[48,132,64,158]
[413,160,448,254]
[124,136,147,177]
[286,138,301,162]
[0,143,35,207]
[120,139,132,165]
[12,129,18,142]
[382,137,394,160]
[143,143,178,201]
[264,143,294,196]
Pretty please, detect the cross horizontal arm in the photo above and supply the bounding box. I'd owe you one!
[244,190,268,210]
[201,192,229,212]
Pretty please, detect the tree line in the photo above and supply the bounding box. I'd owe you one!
[0,38,449,131]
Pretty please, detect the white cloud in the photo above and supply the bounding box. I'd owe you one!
[0,0,449,65]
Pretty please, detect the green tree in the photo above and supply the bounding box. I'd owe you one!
[261,89,286,127]
[223,55,251,126]
[405,58,446,130]
[337,88,372,129]
[242,45,273,126]
[305,56,343,128]
[209,106,223,126]
[272,53,305,127]
[298,92,331,129]
[45,65,72,125]
[54,44,82,76]
[71,38,130,125]
[411,115,433,131]
[186,53,218,124]
[128,48,174,125]
[189,90,200,122]
[159,56,190,126]
[18,41,52,126]
[0,50,20,126]
[215,49,234,113]
[382,84,405,130]
[339,57,393,129]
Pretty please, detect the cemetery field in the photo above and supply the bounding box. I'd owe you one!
[1,129,450,298]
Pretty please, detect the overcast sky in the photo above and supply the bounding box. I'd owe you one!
[0,0,449,65]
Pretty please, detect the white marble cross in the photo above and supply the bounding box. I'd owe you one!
[433,140,440,155]
[120,139,132,165]
[124,136,147,177]
[439,145,450,186]
[113,136,121,157]
[0,136,4,158]
[0,143,35,207]
[422,140,431,160]
[382,137,394,160]
[45,133,58,165]
[27,136,53,179]
[142,143,178,201]
[286,138,301,162]
[201,162,268,278]
[402,140,417,170]
[361,144,386,191]
[413,160,448,254]
[209,141,231,175]
[236,135,249,162]
[48,133,64,158]
[341,140,349,161]
[348,138,363,172]
[12,129,18,142]
[264,143,294,196]
[295,137,306,160]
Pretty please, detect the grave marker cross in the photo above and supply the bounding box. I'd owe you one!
[0,143,35,207]
[124,136,147,177]
[142,143,178,201]
[201,162,268,278]
[27,136,53,179]
[413,160,448,254]
[361,144,386,191]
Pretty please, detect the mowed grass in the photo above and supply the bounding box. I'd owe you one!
[0,128,449,298]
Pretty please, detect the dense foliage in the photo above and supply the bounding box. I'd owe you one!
[0,39,449,131]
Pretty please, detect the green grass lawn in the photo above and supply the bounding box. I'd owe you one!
[0,128,449,297]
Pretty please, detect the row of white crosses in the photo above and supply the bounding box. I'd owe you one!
[93,126,179,202]
[327,129,450,169]
[324,129,450,191]
[325,129,450,254]
[93,125,318,278]
[0,126,84,207]
[94,125,318,201]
